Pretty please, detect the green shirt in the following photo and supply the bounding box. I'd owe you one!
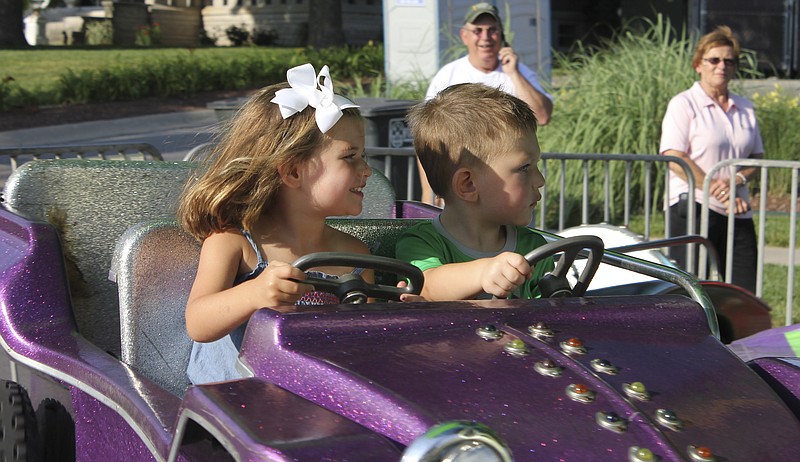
[396,217,555,299]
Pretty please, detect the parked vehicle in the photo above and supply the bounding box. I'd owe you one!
[0,159,797,461]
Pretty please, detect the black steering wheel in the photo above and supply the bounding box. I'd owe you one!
[524,235,604,298]
[291,252,424,304]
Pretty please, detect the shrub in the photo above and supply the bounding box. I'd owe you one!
[225,25,250,47]
[55,48,306,104]
[84,20,113,46]
[303,42,384,79]
[135,23,161,47]
[252,29,278,46]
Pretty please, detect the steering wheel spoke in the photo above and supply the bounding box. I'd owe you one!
[525,236,604,297]
[292,252,424,303]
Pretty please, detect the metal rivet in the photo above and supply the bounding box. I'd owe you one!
[628,446,656,462]
[504,338,530,357]
[476,324,503,341]
[534,359,564,377]
[687,445,715,462]
[560,337,587,355]
[623,381,650,401]
[590,358,619,375]
[566,383,596,403]
[596,411,627,433]
[528,322,554,340]
[655,408,683,431]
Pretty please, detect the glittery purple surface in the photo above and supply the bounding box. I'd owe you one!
[3,205,800,461]
[240,297,800,460]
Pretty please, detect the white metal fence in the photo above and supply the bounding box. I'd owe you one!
[367,147,800,325]
[702,158,800,325]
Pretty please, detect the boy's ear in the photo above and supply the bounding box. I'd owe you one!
[278,161,302,188]
[452,167,479,202]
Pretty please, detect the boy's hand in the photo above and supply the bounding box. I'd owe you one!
[254,260,314,306]
[396,280,426,302]
[481,252,531,298]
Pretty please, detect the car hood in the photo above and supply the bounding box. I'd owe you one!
[240,295,800,461]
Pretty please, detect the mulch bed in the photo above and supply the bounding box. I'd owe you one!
[751,193,800,213]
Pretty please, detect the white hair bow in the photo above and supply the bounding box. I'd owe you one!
[270,63,359,133]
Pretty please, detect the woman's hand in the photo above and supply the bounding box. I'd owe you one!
[721,196,751,215]
[710,178,732,202]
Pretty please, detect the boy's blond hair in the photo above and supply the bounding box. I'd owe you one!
[692,25,740,69]
[177,82,362,240]
[407,83,538,198]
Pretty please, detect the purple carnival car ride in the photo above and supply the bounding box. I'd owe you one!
[0,159,798,462]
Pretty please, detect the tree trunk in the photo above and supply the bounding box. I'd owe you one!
[307,0,345,48]
[0,0,28,47]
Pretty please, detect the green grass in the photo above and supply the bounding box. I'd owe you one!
[626,211,799,327]
[763,264,800,326]
[626,211,798,248]
[1,47,299,93]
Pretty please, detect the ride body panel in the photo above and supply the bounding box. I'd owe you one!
[239,297,800,460]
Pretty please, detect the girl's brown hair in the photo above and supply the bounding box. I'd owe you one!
[177,82,361,240]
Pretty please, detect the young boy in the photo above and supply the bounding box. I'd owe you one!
[396,83,554,300]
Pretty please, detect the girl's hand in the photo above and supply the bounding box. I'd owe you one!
[253,260,314,306]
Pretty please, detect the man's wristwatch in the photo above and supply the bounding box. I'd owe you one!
[736,172,747,186]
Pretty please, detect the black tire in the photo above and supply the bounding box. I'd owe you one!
[0,380,39,462]
[35,399,74,462]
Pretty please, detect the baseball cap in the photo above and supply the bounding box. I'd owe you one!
[464,2,501,24]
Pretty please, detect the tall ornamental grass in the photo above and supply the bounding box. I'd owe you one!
[538,15,760,229]
[752,84,800,195]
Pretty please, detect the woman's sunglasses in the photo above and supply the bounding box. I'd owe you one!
[703,57,738,67]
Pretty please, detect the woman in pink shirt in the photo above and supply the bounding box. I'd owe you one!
[660,26,763,293]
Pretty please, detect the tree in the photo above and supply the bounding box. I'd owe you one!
[307,0,345,48]
[0,0,28,47]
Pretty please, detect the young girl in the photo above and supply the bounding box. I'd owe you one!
[178,63,412,384]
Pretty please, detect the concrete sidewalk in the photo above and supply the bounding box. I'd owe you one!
[0,109,219,161]
[762,246,800,267]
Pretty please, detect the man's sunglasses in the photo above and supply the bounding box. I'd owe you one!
[703,57,738,67]
[463,26,501,37]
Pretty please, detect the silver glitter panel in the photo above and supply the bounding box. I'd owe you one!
[112,218,426,395]
[4,160,198,358]
[111,219,199,396]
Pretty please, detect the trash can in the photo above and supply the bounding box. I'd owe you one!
[207,97,250,123]
[354,98,418,200]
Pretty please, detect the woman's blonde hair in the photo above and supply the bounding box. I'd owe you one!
[177,82,361,240]
[692,25,740,69]
[408,83,538,198]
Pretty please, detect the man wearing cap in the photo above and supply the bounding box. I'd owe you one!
[425,2,553,124]
[418,1,553,205]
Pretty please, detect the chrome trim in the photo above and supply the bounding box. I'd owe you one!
[401,421,513,462]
